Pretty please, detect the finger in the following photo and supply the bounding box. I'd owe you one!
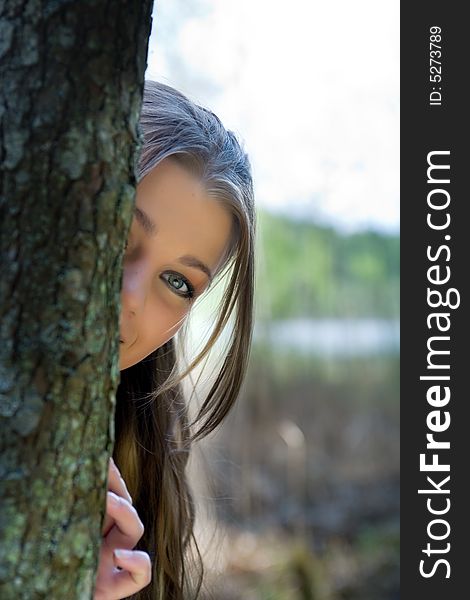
[112,549,152,593]
[102,458,132,537]
[102,459,133,537]
[108,457,133,505]
[102,510,114,538]
[104,491,145,549]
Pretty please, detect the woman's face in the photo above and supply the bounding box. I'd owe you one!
[119,157,232,371]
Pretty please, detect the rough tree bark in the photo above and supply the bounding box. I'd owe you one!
[0,1,154,597]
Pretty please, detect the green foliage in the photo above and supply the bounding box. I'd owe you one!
[256,210,399,319]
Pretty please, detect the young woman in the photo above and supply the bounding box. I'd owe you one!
[93,80,256,600]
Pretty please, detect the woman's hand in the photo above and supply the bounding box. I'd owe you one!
[93,457,152,600]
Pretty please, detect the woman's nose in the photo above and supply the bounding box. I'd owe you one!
[120,266,149,317]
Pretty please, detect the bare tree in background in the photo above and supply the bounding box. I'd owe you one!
[0,2,153,596]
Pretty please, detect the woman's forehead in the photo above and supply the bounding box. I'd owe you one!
[136,158,233,271]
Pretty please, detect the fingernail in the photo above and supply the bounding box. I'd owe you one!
[114,549,133,560]
[119,477,132,501]
[108,491,121,506]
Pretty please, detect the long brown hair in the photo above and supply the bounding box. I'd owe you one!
[113,80,256,599]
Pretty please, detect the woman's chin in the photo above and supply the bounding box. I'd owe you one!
[119,357,132,371]
[119,352,142,371]
[119,352,131,371]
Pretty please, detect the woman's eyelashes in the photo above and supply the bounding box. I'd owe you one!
[161,272,195,300]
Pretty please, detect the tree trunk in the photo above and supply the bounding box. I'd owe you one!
[0,1,154,596]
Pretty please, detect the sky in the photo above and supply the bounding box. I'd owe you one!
[145,0,399,234]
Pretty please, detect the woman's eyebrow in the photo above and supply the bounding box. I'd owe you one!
[177,255,213,284]
[134,206,158,236]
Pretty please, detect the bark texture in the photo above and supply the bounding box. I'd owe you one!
[0,1,154,597]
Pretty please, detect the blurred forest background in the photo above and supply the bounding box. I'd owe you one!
[148,1,400,599]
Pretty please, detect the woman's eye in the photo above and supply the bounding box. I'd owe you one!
[161,272,195,300]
